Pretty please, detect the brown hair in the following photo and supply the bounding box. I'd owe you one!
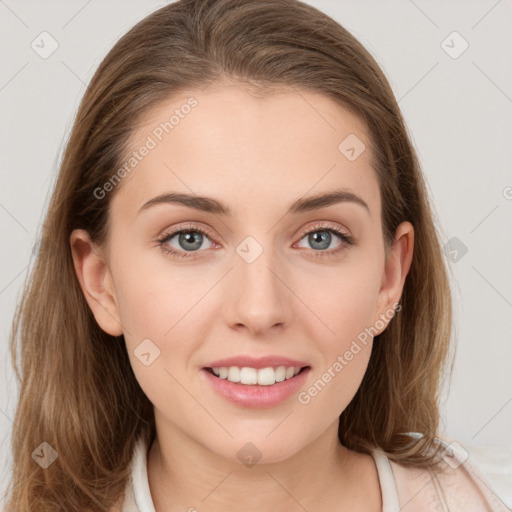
[4,0,454,510]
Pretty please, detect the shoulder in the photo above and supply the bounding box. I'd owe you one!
[388,438,511,512]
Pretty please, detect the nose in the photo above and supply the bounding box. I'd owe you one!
[224,240,292,335]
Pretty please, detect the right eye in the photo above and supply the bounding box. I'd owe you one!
[156,224,218,259]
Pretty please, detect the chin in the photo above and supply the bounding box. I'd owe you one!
[205,432,310,467]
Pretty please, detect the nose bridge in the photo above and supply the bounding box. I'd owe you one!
[235,234,280,295]
[228,233,289,331]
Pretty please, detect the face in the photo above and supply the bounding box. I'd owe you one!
[71,84,412,464]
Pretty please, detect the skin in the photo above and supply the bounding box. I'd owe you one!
[71,83,414,512]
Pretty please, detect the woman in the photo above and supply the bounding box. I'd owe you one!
[4,0,510,510]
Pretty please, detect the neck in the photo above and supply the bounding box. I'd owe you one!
[146,419,381,512]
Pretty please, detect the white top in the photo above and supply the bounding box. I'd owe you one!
[121,434,511,512]
[120,436,400,512]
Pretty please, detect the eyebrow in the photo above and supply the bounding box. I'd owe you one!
[137,189,370,216]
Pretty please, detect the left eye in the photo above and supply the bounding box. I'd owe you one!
[296,228,349,252]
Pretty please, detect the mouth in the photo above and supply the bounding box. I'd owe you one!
[204,365,310,386]
[201,364,311,408]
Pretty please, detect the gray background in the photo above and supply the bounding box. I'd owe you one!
[1,0,511,507]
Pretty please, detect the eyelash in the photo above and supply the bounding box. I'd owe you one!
[156,222,355,260]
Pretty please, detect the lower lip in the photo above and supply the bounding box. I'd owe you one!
[202,368,310,408]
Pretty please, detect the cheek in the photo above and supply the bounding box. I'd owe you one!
[109,238,211,339]
[294,306,376,434]
[107,246,210,383]
[292,248,383,345]
[291,252,382,411]
[112,264,210,424]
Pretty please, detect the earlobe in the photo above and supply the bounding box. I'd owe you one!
[69,229,124,336]
[375,221,414,331]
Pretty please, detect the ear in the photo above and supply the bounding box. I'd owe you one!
[69,229,124,336]
[374,221,414,331]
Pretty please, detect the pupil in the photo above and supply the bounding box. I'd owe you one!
[180,231,202,251]
[310,231,330,250]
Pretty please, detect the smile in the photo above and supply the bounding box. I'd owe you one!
[201,357,311,408]
[206,365,306,386]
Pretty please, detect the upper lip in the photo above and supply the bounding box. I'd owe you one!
[204,355,310,369]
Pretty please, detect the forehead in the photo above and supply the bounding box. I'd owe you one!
[111,84,380,220]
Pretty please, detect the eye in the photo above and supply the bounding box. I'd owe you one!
[295,222,354,257]
[156,223,216,259]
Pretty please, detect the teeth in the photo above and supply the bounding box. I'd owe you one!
[210,366,303,385]
[240,367,258,385]
[227,366,240,382]
[275,366,286,382]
